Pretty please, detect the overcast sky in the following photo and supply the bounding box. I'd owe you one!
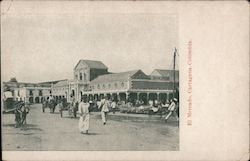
[1,1,179,83]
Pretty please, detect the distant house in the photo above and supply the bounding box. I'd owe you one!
[2,79,61,103]
[150,69,179,82]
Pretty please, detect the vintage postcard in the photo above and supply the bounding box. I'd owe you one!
[1,1,249,161]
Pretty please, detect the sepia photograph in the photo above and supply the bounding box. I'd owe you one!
[2,1,179,151]
[2,1,249,161]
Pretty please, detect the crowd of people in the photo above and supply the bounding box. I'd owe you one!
[77,96,179,134]
[11,95,179,134]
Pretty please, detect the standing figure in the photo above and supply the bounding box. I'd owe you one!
[78,98,90,134]
[148,99,153,107]
[74,101,79,118]
[42,100,47,113]
[99,96,109,125]
[111,100,116,114]
[21,102,30,125]
[14,103,22,128]
[68,102,74,118]
[165,98,179,122]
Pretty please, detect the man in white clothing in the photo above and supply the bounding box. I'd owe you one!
[78,98,90,134]
[165,98,179,122]
[99,96,109,125]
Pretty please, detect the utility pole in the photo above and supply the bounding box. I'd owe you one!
[173,48,177,98]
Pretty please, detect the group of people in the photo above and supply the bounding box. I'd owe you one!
[77,96,179,134]
[14,101,30,128]
[42,96,59,113]
[78,96,114,134]
[147,98,179,121]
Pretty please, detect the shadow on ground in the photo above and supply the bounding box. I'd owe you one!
[3,123,43,131]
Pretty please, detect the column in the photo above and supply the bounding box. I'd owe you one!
[126,92,129,100]
[157,92,160,100]
[117,92,120,101]
[146,92,149,104]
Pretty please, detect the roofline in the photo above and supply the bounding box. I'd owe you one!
[74,59,108,70]
[153,69,179,71]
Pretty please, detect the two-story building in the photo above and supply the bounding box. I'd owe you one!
[52,60,179,104]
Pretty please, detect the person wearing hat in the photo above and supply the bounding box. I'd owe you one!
[165,98,179,122]
[78,97,90,134]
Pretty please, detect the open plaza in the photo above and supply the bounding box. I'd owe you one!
[2,59,179,151]
[2,104,179,151]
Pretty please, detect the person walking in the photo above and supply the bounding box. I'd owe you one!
[99,96,109,125]
[78,98,90,134]
[165,98,179,122]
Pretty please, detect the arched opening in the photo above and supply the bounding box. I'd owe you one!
[41,97,44,103]
[106,93,111,100]
[149,93,157,101]
[119,93,127,102]
[159,93,167,104]
[138,93,147,105]
[111,93,118,101]
[29,97,34,103]
[94,94,99,101]
[35,97,40,103]
[128,93,137,105]
[169,93,174,101]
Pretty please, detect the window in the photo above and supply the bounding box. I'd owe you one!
[114,83,118,88]
[108,84,111,88]
[84,73,87,81]
[75,74,78,79]
[121,82,125,87]
[80,73,83,80]
[97,84,100,89]
[17,90,20,96]
[39,90,42,96]
[102,84,105,89]
[92,86,95,90]
[29,90,33,96]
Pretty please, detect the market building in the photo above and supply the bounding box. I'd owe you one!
[2,59,179,104]
[52,60,179,104]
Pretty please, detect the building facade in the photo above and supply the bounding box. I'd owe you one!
[2,80,60,103]
[2,60,179,104]
[52,60,179,104]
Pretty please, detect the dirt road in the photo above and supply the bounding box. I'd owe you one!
[2,104,179,151]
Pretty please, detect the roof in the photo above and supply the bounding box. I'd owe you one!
[38,79,67,85]
[90,70,147,84]
[54,80,69,87]
[151,69,179,77]
[74,60,108,70]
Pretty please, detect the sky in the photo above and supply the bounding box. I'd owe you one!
[1,1,179,83]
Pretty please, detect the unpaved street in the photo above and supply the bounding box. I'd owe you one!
[2,104,179,151]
